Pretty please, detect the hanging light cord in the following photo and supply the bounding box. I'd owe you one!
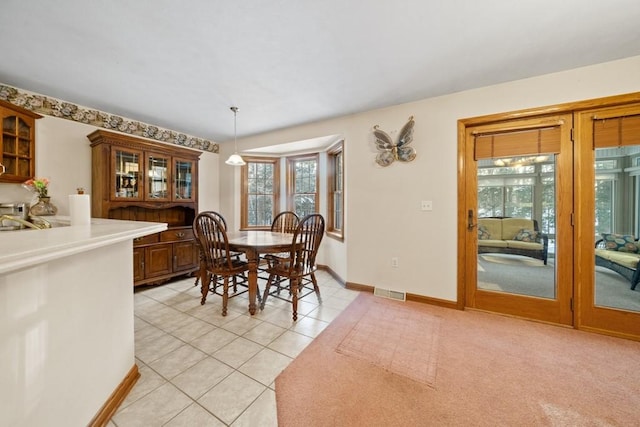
[231,106,239,153]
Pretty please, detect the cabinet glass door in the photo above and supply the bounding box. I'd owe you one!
[174,158,194,201]
[147,154,170,201]
[2,114,34,180]
[113,148,142,200]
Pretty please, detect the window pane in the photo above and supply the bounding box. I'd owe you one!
[327,143,344,238]
[290,157,318,218]
[334,192,343,230]
[478,186,504,217]
[595,179,614,234]
[336,153,343,191]
[505,185,533,218]
[294,194,316,217]
[542,183,556,236]
[244,159,277,227]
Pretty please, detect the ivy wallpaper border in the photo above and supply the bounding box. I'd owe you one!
[0,84,218,153]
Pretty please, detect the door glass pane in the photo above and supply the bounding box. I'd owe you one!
[175,160,192,199]
[148,155,168,199]
[18,118,30,138]
[594,147,640,312]
[3,115,16,133]
[115,150,140,198]
[477,156,557,299]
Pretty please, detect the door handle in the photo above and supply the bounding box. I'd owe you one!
[0,163,5,176]
[467,209,477,231]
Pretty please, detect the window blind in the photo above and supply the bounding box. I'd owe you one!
[474,127,561,160]
[592,114,640,148]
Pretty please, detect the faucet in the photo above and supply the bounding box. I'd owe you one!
[0,215,52,230]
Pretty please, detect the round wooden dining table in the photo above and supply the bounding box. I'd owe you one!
[225,230,294,315]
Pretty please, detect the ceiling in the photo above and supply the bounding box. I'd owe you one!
[1,1,639,145]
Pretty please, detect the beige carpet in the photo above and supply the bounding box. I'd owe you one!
[276,293,640,426]
[336,298,440,386]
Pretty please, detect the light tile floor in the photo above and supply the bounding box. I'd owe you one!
[109,270,359,426]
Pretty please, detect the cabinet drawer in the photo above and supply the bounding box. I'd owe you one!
[133,233,159,246]
[160,228,194,242]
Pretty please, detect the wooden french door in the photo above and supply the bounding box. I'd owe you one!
[459,93,640,340]
[575,103,640,340]
[461,113,574,325]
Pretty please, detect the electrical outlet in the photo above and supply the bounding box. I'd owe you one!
[391,257,399,268]
[421,200,433,211]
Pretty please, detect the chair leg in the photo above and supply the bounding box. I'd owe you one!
[222,276,230,316]
[256,281,262,304]
[260,273,276,310]
[209,274,220,296]
[200,271,209,305]
[291,278,299,321]
[311,272,322,304]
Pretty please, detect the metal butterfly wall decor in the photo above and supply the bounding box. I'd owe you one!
[373,115,417,167]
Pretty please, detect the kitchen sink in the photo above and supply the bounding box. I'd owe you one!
[0,215,69,231]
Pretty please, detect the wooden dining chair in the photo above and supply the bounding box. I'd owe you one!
[259,211,301,282]
[258,212,299,264]
[193,212,250,316]
[194,211,243,288]
[260,213,325,320]
[271,211,300,233]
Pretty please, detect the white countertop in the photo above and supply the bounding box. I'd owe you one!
[0,217,167,274]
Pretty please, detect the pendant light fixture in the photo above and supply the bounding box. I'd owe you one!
[225,106,246,166]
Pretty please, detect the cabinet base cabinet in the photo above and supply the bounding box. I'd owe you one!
[173,240,199,272]
[145,243,173,278]
[132,228,199,287]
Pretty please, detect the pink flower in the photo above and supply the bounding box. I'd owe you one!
[23,177,50,198]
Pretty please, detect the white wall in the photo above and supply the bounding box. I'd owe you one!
[219,55,640,301]
[3,55,640,302]
[0,116,221,215]
[0,117,94,211]
[198,151,220,212]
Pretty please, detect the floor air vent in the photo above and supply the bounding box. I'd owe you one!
[373,287,406,301]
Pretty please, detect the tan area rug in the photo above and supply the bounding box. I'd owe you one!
[336,299,440,386]
[276,292,640,426]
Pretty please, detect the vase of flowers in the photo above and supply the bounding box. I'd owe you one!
[23,177,58,216]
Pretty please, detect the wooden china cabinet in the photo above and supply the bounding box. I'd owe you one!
[0,99,42,183]
[88,129,201,287]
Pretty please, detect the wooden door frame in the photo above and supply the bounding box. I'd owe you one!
[457,92,640,338]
